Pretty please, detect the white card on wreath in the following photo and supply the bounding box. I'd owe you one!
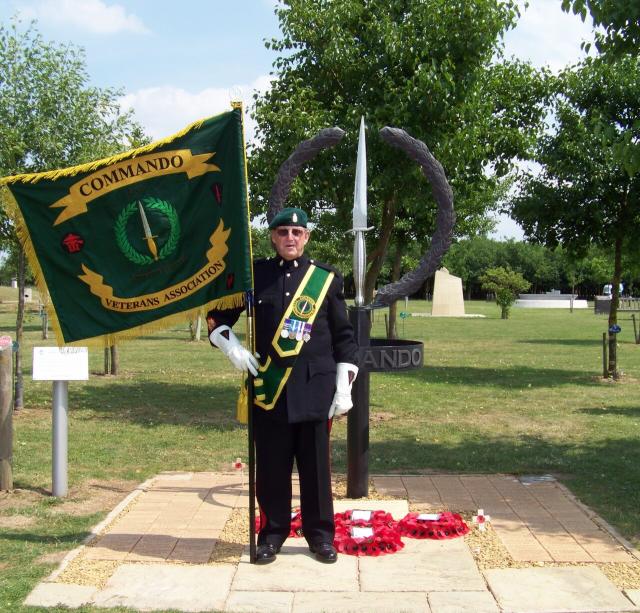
[351,510,373,521]
[417,513,441,521]
[351,526,374,538]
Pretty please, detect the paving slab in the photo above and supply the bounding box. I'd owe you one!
[225,590,294,612]
[292,591,429,612]
[428,590,499,613]
[24,582,97,608]
[333,498,409,518]
[484,567,636,612]
[359,537,485,592]
[91,563,235,611]
[624,589,640,607]
[22,472,640,613]
[401,476,444,508]
[232,547,358,592]
[371,475,407,498]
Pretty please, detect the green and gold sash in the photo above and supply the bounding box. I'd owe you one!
[254,264,334,410]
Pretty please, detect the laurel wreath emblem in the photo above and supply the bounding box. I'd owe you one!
[115,197,180,265]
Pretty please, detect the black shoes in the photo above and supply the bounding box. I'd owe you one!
[309,542,338,563]
[256,542,337,564]
[255,543,280,564]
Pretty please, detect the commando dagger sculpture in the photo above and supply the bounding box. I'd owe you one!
[351,117,373,307]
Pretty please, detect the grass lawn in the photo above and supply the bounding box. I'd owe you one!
[0,298,639,611]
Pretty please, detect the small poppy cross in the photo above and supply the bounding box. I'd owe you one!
[472,508,491,531]
[233,457,245,487]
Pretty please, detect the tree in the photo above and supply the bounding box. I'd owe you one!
[480,266,529,319]
[0,19,147,409]
[561,1,640,179]
[496,241,561,293]
[443,237,499,299]
[250,0,550,320]
[510,55,640,378]
[556,244,604,300]
[561,0,640,57]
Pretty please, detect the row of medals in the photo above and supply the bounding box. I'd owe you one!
[281,317,312,342]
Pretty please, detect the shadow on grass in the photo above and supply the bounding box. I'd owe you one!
[72,380,242,430]
[0,322,42,333]
[517,339,602,347]
[577,407,640,417]
[134,333,193,341]
[0,530,90,545]
[404,365,599,388]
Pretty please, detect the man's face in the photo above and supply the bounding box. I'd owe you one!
[271,225,309,260]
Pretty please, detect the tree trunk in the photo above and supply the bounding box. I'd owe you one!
[14,247,25,412]
[40,292,49,339]
[607,232,623,379]
[41,309,48,339]
[364,195,397,303]
[606,184,631,380]
[387,244,403,339]
[570,283,575,314]
[110,345,118,376]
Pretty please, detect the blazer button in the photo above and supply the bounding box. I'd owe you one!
[285,292,290,296]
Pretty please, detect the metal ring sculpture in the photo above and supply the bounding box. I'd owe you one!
[266,127,346,224]
[371,128,455,308]
[267,126,455,307]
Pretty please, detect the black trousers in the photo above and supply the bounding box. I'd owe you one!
[254,407,334,547]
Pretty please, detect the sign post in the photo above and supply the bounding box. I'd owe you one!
[0,336,13,491]
[33,347,89,497]
[52,380,69,497]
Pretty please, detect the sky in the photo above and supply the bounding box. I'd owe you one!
[0,0,596,239]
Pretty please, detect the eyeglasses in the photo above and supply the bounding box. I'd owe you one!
[275,228,306,238]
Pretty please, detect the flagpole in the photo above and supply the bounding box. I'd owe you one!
[231,97,257,563]
[245,292,256,564]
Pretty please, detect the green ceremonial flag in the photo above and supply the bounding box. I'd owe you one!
[0,108,252,345]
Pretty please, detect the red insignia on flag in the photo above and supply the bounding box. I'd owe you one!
[61,233,84,253]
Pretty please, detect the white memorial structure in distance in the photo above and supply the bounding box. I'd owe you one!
[515,290,588,309]
[431,267,465,316]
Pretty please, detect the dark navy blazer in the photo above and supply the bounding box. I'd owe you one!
[208,254,359,423]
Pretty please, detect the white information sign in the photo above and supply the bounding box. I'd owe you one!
[33,347,89,381]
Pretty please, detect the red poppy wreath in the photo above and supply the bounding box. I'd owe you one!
[396,512,469,539]
[255,509,303,538]
[333,509,404,557]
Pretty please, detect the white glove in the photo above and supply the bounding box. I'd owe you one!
[328,363,359,418]
[210,325,259,377]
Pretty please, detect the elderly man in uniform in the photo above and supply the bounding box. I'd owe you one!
[207,207,359,564]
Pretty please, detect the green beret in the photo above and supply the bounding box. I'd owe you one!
[268,207,308,229]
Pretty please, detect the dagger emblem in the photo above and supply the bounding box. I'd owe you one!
[351,117,373,306]
[138,201,159,261]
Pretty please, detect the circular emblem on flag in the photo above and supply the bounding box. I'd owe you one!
[115,197,180,265]
[292,295,315,319]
